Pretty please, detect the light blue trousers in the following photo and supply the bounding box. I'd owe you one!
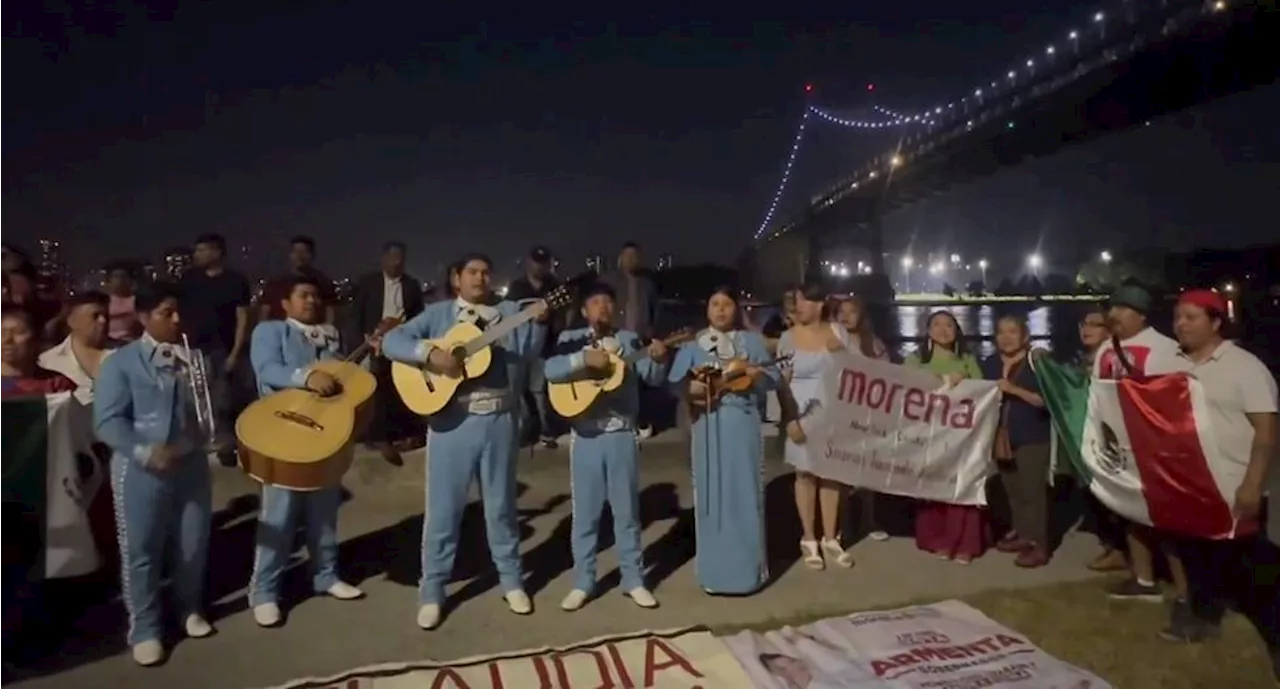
[112,453,211,646]
[248,484,342,606]
[420,411,523,605]
[570,430,645,593]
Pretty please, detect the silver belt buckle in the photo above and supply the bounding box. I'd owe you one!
[467,398,501,415]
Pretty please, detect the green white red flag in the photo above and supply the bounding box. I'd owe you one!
[1032,356,1250,539]
[1,392,107,578]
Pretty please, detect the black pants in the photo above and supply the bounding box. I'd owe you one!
[1177,530,1280,647]
[1080,493,1129,552]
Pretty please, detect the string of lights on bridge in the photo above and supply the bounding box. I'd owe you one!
[752,0,1233,241]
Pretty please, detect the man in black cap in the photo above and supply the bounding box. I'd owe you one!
[507,246,562,448]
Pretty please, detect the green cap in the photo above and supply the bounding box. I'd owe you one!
[1109,285,1152,314]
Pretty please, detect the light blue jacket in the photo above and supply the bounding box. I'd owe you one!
[543,328,666,431]
[93,338,201,465]
[381,298,545,395]
[249,320,342,396]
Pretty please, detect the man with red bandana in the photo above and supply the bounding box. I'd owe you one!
[1163,290,1278,681]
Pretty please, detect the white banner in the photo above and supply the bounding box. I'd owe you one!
[722,600,1112,689]
[260,628,755,689]
[809,353,1001,506]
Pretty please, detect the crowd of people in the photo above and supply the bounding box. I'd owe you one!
[1,238,1276,682]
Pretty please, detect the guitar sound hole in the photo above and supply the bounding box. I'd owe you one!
[273,410,325,431]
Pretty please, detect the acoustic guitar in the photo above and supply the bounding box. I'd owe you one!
[235,317,400,491]
[392,287,575,416]
[548,329,695,418]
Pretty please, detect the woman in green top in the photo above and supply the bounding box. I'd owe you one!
[904,310,988,563]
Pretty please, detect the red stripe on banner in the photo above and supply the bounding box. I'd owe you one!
[1115,375,1236,539]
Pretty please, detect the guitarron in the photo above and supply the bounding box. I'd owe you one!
[236,317,400,490]
[392,287,574,416]
[548,329,694,418]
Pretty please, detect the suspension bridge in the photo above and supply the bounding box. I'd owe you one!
[740,0,1280,299]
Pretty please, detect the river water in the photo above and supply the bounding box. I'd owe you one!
[657,301,1280,369]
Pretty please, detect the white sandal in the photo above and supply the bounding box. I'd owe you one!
[800,539,825,570]
[821,538,855,568]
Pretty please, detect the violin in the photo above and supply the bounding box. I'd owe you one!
[687,354,792,407]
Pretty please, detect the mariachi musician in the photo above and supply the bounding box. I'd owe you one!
[543,282,668,612]
[92,283,214,667]
[381,252,547,630]
[246,275,364,628]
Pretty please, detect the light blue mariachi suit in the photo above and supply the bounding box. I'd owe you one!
[381,298,545,606]
[667,328,778,595]
[93,335,213,646]
[247,319,346,606]
[543,328,667,594]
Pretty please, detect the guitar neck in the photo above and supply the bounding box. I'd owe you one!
[464,307,540,356]
[622,333,689,366]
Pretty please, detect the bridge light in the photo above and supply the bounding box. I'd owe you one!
[901,256,914,269]
[1046,45,1055,55]
[1224,282,1235,293]
[950,254,961,265]
[804,83,814,93]
[1007,71,1016,79]
[1026,59,1034,68]
[1093,12,1104,22]
[974,88,983,97]
[866,83,875,91]
[1100,250,1112,263]
[1027,254,1044,270]
[978,259,989,270]
[1069,30,1079,40]
[890,155,902,167]
[868,171,878,179]
[1213,0,1226,11]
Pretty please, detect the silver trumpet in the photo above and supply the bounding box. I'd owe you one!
[181,335,219,450]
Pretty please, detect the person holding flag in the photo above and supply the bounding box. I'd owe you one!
[1163,289,1277,659]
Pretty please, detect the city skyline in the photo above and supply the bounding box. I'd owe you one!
[5,6,1278,283]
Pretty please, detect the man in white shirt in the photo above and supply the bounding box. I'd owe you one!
[1092,285,1193,619]
[344,241,424,462]
[39,291,115,403]
[1163,290,1278,672]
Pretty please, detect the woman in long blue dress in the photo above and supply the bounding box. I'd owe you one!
[668,287,779,595]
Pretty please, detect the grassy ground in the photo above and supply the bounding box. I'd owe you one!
[720,578,1274,689]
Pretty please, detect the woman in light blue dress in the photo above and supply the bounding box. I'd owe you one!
[668,287,779,595]
[777,282,854,571]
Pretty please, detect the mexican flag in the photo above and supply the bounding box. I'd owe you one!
[2,392,107,578]
[1032,355,1249,540]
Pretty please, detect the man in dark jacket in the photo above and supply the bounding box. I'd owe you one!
[506,246,563,448]
[345,241,425,460]
[599,241,662,438]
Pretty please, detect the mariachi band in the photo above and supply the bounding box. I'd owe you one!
[94,251,782,667]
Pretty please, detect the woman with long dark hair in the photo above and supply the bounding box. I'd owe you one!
[904,310,987,563]
[667,286,779,594]
[778,282,853,569]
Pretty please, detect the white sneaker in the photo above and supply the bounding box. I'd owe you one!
[131,640,165,666]
[869,530,890,541]
[253,603,282,627]
[326,581,364,600]
[184,614,214,638]
[417,603,442,630]
[560,589,589,611]
[505,589,533,615]
[637,426,653,440]
[627,587,658,609]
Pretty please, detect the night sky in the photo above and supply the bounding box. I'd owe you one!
[4,2,1278,284]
